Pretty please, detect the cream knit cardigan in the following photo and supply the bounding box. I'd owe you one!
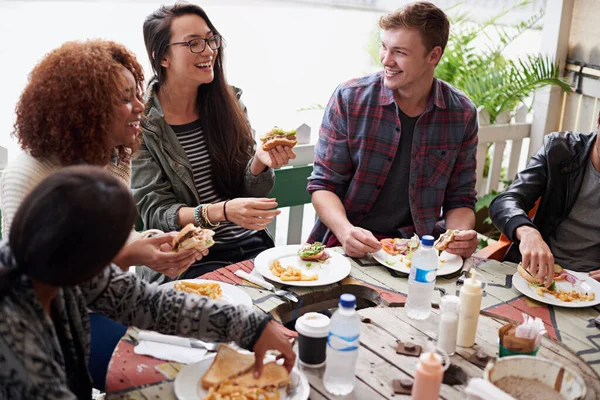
[0,151,141,242]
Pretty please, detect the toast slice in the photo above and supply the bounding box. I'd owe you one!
[229,362,291,389]
[201,344,255,389]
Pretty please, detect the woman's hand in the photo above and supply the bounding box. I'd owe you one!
[253,145,296,171]
[113,233,207,277]
[253,321,297,377]
[590,269,600,281]
[225,198,280,230]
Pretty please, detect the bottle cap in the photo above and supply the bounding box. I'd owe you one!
[421,235,434,246]
[339,293,356,308]
[440,295,461,313]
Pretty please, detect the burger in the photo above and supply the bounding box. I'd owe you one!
[517,262,560,292]
[434,229,461,251]
[172,224,216,252]
[297,242,330,262]
[260,127,298,151]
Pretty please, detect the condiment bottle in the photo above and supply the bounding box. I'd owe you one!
[411,351,445,400]
[437,295,460,355]
[456,270,483,347]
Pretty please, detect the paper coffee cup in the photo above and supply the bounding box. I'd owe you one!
[295,312,330,368]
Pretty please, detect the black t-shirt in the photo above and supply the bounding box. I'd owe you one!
[358,107,418,237]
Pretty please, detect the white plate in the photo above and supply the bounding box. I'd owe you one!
[513,270,600,308]
[372,249,463,276]
[174,353,309,400]
[161,279,253,309]
[254,245,351,287]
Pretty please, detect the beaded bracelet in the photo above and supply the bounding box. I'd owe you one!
[193,204,205,227]
[202,204,220,228]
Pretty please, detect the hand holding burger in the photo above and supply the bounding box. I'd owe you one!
[172,224,216,252]
[252,127,297,171]
[260,127,298,151]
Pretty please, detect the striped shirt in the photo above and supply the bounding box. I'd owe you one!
[171,120,254,243]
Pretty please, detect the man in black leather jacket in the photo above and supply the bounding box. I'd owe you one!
[489,127,600,287]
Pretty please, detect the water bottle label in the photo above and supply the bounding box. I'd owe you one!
[410,267,436,283]
[327,332,359,352]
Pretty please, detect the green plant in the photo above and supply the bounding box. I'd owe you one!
[369,0,572,124]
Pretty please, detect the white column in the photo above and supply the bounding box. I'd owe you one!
[528,0,574,158]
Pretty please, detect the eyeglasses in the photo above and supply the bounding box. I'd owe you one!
[166,34,223,54]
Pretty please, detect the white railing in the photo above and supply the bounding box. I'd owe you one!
[559,63,600,133]
[476,105,532,196]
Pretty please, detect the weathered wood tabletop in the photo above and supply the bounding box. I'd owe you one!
[105,248,600,399]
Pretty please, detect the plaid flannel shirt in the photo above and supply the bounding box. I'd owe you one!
[307,72,478,244]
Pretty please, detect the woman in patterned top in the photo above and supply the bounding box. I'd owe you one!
[132,2,297,283]
[0,166,295,400]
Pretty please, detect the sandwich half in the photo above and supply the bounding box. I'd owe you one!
[201,344,255,389]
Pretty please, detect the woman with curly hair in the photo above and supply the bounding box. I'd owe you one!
[0,39,205,277]
[0,166,295,399]
[0,39,209,389]
[133,2,296,283]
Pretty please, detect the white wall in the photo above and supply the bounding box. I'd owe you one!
[0,0,379,161]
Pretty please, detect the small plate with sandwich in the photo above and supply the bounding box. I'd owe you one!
[254,244,351,287]
[513,263,600,308]
[174,344,309,400]
[372,231,463,276]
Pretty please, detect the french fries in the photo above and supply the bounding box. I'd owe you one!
[174,281,222,300]
[269,259,318,281]
[535,286,595,302]
[205,381,279,400]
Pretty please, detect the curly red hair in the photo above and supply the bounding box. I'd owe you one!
[14,40,145,165]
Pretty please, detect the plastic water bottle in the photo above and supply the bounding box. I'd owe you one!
[323,294,361,395]
[406,235,438,320]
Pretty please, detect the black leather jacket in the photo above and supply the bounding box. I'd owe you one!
[489,131,597,262]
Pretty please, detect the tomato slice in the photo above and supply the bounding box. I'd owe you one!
[380,238,402,255]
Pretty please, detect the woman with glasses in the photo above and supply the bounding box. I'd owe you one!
[133,2,296,283]
[0,166,295,399]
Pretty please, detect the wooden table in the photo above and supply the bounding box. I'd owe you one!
[105,248,600,399]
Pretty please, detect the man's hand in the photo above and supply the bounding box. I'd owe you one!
[516,226,554,288]
[590,269,600,281]
[338,226,381,258]
[445,229,478,258]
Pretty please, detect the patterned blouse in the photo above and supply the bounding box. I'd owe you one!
[0,241,269,399]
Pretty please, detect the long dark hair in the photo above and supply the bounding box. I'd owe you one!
[143,1,254,199]
[0,166,135,296]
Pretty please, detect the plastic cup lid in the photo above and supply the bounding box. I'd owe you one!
[295,312,330,338]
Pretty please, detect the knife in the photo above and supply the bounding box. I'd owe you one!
[138,331,218,351]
